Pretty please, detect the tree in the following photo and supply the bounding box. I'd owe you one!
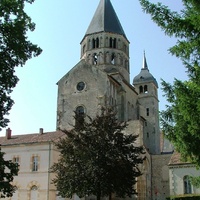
[139,1,200,165]
[51,107,145,200]
[0,147,19,198]
[0,0,42,130]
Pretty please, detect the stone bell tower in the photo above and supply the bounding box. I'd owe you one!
[133,53,160,154]
[56,0,134,130]
[80,0,130,82]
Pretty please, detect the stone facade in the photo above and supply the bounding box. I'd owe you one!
[3,0,199,200]
[56,0,170,199]
[151,154,172,200]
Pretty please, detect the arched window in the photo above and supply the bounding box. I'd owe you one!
[93,53,98,65]
[111,53,115,64]
[113,38,117,48]
[30,186,38,200]
[124,44,127,53]
[146,108,149,116]
[82,45,86,54]
[144,85,148,93]
[109,37,113,48]
[96,38,99,48]
[184,176,192,194]
[92,39,95,49]
[139,86,143,94]
[75,106,85,127]
[76,106,85,116]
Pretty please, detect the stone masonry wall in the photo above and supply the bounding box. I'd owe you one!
[151,154,172,200]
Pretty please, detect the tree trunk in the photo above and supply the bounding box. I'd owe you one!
[109,193,112,200]
[97,183,101,200]
[97,192,101,200]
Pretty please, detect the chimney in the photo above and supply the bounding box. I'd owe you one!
[39,128,44,135]
[6,128,12,139]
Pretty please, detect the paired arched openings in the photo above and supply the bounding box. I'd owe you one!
[139,85,148,94]
[109,37,117,48]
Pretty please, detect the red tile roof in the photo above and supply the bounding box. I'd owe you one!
[169,151,190,165]
[0,131,65,146]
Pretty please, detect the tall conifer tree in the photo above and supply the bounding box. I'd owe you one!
[139,0,200,166]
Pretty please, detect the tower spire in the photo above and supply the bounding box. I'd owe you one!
[84,0,126,38]
[142,51,148,69]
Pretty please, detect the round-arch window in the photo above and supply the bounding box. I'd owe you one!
[76,106,85,115]
[77,82,85,91]
[31,186,38,191]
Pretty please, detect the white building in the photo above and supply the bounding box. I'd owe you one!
[0,128,64,200]
[169,152,200,197]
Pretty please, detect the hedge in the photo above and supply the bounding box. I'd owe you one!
[166,195,200,200]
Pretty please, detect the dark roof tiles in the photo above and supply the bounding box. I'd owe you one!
[84,0,126,38]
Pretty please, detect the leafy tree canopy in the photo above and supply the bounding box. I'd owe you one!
[0,147,19,198]
[51,107,145,200]
[139,0,200,166]
[0,0,42,129]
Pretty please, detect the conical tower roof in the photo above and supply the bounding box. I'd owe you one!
[84,0,127,38]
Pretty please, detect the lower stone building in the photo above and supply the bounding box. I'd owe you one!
[0,128,65,200]
[168,152,200,197]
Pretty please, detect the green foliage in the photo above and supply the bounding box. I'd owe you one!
[0,147,19,198]
[190,176,200,188]
[166,194,200,200]
[0,0,42,129]
[139,0,200,186]
[51,107,145,199]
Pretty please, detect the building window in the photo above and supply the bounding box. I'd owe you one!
[96,38,99,48]
[13,156,20,170]
[83,44,86,53]
[32,156,39,172]
[111,53,115,64]
[139,86,143,94]
[92,39,95,48]
[92,38,99,49]
[113,38,117,48]
[30,186,38,200]
[76,106,85,116]
[184,176,192,194]
[109,37,117,48]
[146,108,149,116]
[75,106,85,127]
[93,53,98,65]
[144,85,148,93]
[13,156,19,164]
[76,82,85,91]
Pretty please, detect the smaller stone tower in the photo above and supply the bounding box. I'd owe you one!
[133,53,160,154]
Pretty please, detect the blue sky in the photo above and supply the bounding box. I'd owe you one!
[0,0,186,136]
